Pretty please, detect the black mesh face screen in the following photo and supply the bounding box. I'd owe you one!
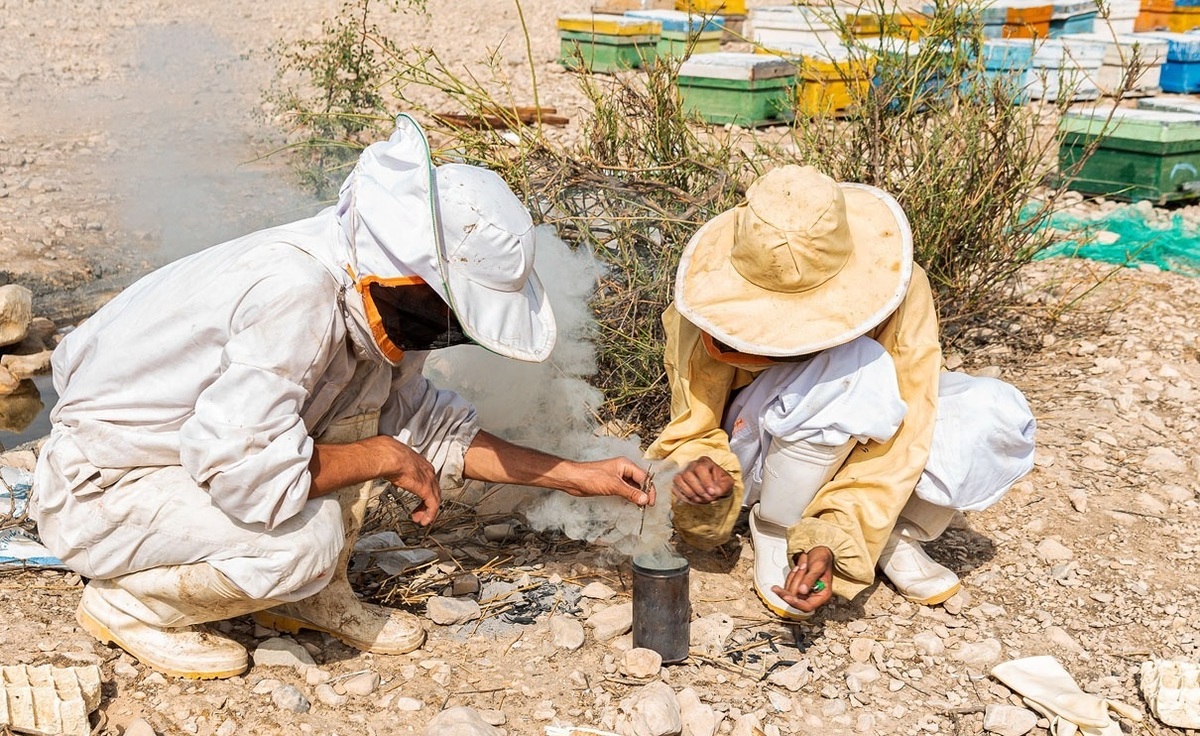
[367,281,474,352]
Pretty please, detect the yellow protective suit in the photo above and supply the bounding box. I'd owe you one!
[646,266,942,600]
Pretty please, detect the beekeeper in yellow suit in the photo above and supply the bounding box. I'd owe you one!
[30,115,653,679]
[647,165,1035,620]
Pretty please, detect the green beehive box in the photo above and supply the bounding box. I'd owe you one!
[559,30,659,72]
[676,52,797,126]
[1058,106,1200,203]
[657,29,724,57]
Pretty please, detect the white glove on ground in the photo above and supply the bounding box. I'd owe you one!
[990,656,1142,736]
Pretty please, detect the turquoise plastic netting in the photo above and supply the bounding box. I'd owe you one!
[1029,205,1200,276]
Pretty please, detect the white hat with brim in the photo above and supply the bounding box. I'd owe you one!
[675,165,913,358]
[434,163,556,363]
[342,114,556,363]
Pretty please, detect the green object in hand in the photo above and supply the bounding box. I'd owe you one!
[812,580,826,593]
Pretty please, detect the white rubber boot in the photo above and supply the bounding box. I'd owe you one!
[877,497,960,605]
[749,437,855,621]
[76,564,266,679]
[252,479,426,654]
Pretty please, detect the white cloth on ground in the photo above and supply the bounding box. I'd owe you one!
[723,336,1036,513]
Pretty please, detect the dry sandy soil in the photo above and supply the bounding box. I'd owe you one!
[2,1,1200,735]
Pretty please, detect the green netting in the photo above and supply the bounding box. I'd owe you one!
[1028,205,1200,277]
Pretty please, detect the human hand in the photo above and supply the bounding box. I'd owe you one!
[559,457,655,507]
[375,437,442,526]
[672,457,734,505]
[772,545,834,613]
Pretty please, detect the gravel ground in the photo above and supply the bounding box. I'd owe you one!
[2,1,1200,735]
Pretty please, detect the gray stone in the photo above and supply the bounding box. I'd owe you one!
[1044,626,1084,653]
[620,681,682,736]
[394,697,424,711]
[1036,539,1074,562]
[426,596,481,625]
[113,661,139,679]
[767,660,812,692]
[731,713,763,736]
[251,637,315,672]
[689,612,734,656]
[952,638,1003,668]
[1144,446,1187,474]
[0,349,51,379]
[271,684,310,714]
[587,602,633,641]
[0,284,32,348]
[343,670,380,696]
[581,581,617,600]
[550,616,586,651]
[983,704,1038,736]
[622,647,663,679]
[424,706,504,736]
[677,687,717,736]
[124,719,158,736]
[315,683,349,707]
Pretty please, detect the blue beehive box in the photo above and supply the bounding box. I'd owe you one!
[626,9,726,56]
[977,38,1035,101]
[1049,0,1097,36]
[1141,31,1200,90]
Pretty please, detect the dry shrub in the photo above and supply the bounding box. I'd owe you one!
[266,0,1133,434]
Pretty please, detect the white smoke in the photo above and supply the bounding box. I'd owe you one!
[426,226,674,558]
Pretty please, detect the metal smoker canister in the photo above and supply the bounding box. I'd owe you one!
[632,553,690,664]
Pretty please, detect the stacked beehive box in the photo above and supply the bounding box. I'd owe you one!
[1141,31,1200,90]
[977,38,1037,103]
[593,0,673,13]
[1060,31,1169,92]
[626,9,726,57]
[1024,36,1107,99]
[979,0,1055,38]
[855,36,955,108]
[758,41,876,114]
[1135,0,1173,31]
[1050,0,1099,35]
[1058,105,1200,203]
[557,14,662,73]
[676,0,747,38]
[747,5,845,48]
[675,52,797,125]
[1095,0,1142,34]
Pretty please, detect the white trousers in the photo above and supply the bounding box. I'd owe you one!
[724,336,1037,521]
[32,430,345,602]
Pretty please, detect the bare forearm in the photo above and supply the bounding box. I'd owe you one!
[463,430,576,491]
[463,431,654,507]
[308,436,401,497]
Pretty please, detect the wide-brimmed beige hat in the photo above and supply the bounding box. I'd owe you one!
[675,165,913,358]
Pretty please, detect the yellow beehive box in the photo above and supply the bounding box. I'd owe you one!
[675,0,747,15]
[1166,7,1200,30]
[759,42,875,114]
[557,13,663,35]
[593,0,673,12]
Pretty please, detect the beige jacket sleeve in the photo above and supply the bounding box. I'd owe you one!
[645,304,756,550]
[786,266,943,599]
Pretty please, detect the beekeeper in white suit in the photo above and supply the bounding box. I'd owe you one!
[647,165,1035,620]
[30,115,653,679]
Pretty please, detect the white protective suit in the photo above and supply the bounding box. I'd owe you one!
[31,117,497,601]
